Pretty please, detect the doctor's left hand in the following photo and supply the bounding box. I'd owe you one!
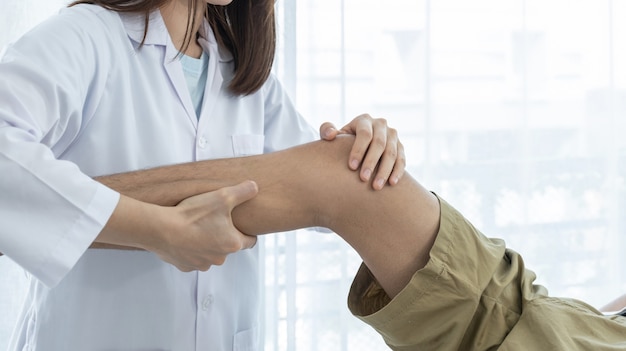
[320,113,406,190]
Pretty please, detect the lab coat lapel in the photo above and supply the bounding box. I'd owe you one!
[163,43,199,127]
[120,10,199,128]
[197,21,229,127]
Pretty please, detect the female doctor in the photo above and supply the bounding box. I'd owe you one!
[0,0,405,350]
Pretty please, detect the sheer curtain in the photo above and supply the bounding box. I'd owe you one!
[1,0,625,350]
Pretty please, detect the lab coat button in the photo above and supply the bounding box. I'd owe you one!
[198,137,207,149]
[201,295,214,311]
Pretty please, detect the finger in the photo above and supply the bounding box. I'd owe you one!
[221,180,259,210]
[176,265,195,273]
[196,263,213,272]
[241,234,257,250]
[371,140,398,190]
[159,252,208,272]
[199,265,212,272]
[346,115,374,171]
[368,127,400,189]
[358,119,387,182]
[388,142,406,186]
[319,122,338,140]
[167,260,196,273]
[337,113,369,135]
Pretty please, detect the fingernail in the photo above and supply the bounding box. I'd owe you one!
[391,176,399,185]
[362,168,371,180]
[375,178,385,189]
[350,159,359,170]
[324,128,336,138]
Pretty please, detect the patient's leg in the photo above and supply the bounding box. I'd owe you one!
[232,136,440,297]
[97,136,440,297]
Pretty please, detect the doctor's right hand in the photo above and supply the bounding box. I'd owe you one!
[152,180,259,272]
[96,181,259,272]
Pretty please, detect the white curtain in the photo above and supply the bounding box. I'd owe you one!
[1,0,625,350]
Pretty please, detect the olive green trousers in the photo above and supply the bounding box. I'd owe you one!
[348,196,626,351]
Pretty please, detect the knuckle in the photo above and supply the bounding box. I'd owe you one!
[398,148,406,159]
[213,256,227,266]
[351,148,365,158]
[212,188,228,202]
[358,126,373,137]
[229,239,244,252]
[395,159,404,167]
[375,117,388,126]
[217,189,238,206]
[247,238,257,250]
[372,135,386,148]
[221,237,242,253]
[219,189,233,201]
[399,152,407,163]
[178,265,192,273]
[388,127,398,137]
[384,147,398,159]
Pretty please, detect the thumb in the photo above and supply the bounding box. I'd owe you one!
[224,180,259,209]
[241,234,258,250]
[319,122,338,140]
[227,181,259,250]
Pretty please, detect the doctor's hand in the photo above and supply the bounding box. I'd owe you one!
[96,181,258,272]
[320,114,406,190]
[151,181,259,272]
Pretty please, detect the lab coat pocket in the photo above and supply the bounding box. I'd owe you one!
[231,134,264,157]
[233,326,259,351]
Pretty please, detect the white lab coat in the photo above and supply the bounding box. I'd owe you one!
[0,4,316,350]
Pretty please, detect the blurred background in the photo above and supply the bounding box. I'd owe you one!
[1,0,626,350]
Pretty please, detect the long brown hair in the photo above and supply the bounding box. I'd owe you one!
[69,0,276,95]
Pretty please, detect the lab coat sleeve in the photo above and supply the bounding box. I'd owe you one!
[261,74,318,152]
[0,6,120,287]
